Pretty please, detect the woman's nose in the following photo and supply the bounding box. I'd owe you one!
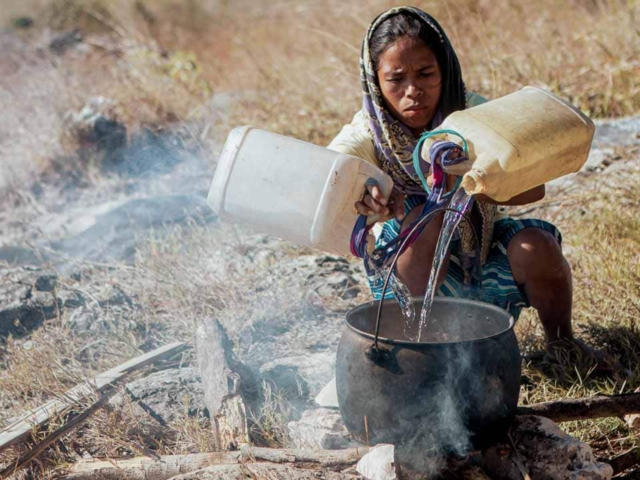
[406,83,422,98]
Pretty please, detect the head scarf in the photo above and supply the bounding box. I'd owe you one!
[361,6,497,267]
[361,6,467,196]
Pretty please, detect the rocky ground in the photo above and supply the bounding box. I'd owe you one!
[1,85,639,478]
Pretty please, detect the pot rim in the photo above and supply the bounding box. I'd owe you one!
[345,297,515,346]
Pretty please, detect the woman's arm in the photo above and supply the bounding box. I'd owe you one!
[475,184,546,206]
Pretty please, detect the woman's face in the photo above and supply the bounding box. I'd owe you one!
[376,36,442,135]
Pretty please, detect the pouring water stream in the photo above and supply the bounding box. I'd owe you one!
[380,188,474,342]
[418,189,474,341]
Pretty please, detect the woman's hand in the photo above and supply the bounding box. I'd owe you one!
[427,172,459,193]
[355,184,405,223]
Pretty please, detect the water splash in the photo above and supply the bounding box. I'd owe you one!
[375,265,417,339]
[417,189,474,341]
[390,271,415,322]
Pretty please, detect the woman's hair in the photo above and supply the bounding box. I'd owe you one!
[369,11,444,73]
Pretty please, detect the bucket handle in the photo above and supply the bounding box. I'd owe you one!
[366,206,480,362]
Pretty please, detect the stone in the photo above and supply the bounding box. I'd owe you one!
[0,267,60,337]
[49,29,82,55]
[56,289,85,309]
[259,352,336,405]
[594,115,640,148]
[313,272,360,300]
[583,147,616,172]
[287,408,358,450]
[482,415,613,480]
[356,444,396,480]
[34,274,57,292]
[125,367,208,424]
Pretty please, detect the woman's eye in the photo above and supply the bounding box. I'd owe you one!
[387,78,402,83]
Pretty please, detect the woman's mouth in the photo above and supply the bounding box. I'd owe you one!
[405,105,428,113]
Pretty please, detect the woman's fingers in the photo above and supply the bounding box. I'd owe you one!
[366,184,388,206]
[390,190,406,220]
[426,173,435,190]
[363,194,389,216]
[355,200,375,216]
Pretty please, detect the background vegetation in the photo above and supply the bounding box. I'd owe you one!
[0,0,639,478]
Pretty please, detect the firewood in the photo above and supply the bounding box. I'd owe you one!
[166,462,360,480]
[0,392,114,479]
[59,447,369,480]
[61,452,242,480]
[0,342,188,453]
[517,392,640,422]
[240,446,369,467]
[606,447,640,475]
[195,320,251,451]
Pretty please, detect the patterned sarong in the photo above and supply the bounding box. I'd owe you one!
[368,195,561,320]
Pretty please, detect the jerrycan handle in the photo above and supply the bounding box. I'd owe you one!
[414,129,470,193]
[310,154,393,253]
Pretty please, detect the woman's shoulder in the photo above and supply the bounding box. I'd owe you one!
[466,91,489,108]
[327,110,379,167]
[337,110,371,136]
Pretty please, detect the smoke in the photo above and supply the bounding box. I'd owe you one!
[391,342,473,476]
[345,299,516,478]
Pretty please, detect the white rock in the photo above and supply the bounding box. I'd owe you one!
[356,444,396,480]
[315,377,339,408]
[287,407,358,450]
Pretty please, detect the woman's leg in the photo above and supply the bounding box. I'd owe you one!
[506,227,574,347]
[395,209,450,296]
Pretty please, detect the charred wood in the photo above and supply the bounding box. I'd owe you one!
[605,447,640,475]
[0,391,113,479]
[516,393,640,422]
[195,319,258,451]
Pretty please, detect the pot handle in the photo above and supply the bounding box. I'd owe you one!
[369,207,480,356]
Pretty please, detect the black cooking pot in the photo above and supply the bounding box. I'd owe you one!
[336,297,521,458]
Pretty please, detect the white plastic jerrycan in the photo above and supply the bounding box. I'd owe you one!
[208,126,393,255]
[421,86,595,202]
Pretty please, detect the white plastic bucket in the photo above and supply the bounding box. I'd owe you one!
[208,126,393,255]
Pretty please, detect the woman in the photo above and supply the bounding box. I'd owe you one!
[328,6,609,369]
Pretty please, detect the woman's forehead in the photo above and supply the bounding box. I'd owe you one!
[378,38,438,72]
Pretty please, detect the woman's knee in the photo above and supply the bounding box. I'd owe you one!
[507,228,567,283]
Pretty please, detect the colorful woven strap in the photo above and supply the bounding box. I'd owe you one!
[350,131,469,269]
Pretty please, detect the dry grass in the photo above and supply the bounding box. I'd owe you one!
[0,221,316,476]
[1,0,639,189]
[1,166,639,473]
[0,0,639,477]
[514,159,640,456]
[249,382,296,448]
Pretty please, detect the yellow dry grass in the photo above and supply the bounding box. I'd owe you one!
[1,0,639,187]
[0,0,639,477]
